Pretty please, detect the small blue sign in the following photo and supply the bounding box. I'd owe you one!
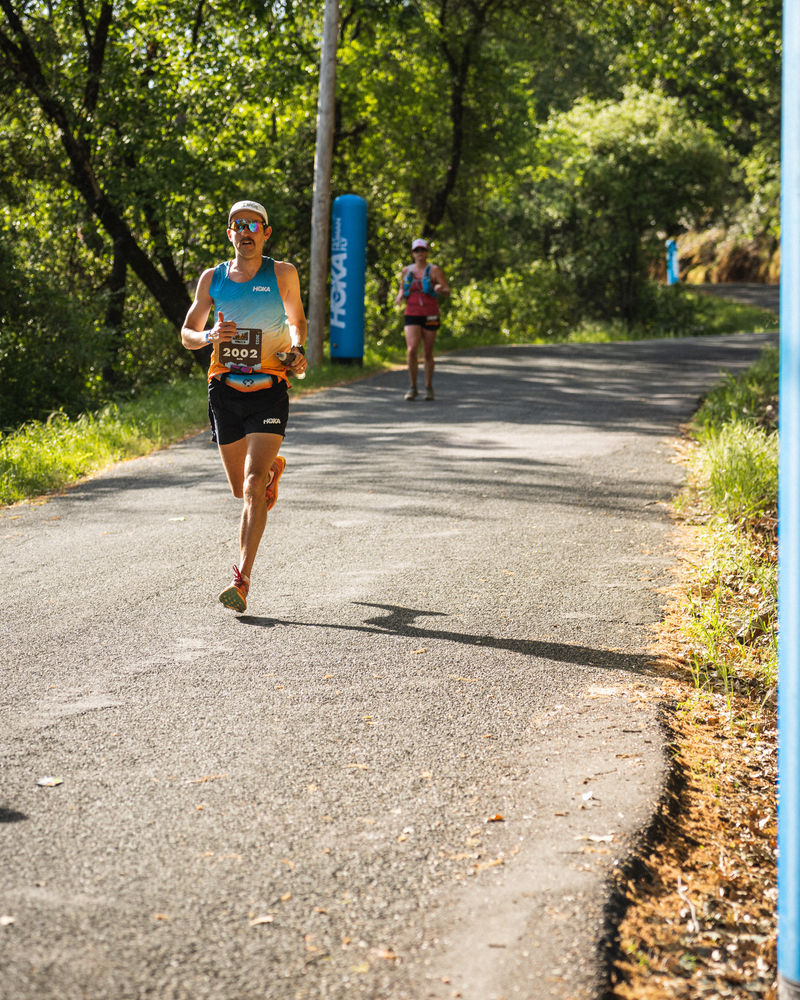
[666,238,679,285]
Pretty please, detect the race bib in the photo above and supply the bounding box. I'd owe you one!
[218,327,263,373]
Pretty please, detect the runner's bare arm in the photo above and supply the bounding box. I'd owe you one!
[394,265,410,305]
[181,269,237,348]
[275,261,308,375]
[432,265,450,296]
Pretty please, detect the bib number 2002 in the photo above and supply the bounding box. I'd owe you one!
[219,327,263,373]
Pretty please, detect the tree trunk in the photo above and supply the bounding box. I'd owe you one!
[102,235,127,386]
[307,0,339,366]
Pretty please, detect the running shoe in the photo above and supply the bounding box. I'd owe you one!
[424,386,435,401]
[405,387,418,401]
[218,565,249,613]
[265,455,286,511]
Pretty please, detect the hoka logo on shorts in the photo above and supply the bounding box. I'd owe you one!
[252,285,271,292]
[263,418,281,424]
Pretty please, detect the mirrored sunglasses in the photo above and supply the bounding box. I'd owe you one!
[231,219,266,233]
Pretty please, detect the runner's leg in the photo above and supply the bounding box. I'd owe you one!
[237,432,283,582]
[421,326,437,391]
[404,323,423,390]
[218,437,248,497]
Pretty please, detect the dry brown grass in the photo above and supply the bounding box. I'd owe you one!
[607,503,777,999]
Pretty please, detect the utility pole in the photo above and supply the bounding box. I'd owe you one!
[779,2,800,997]
[307,0,338,366]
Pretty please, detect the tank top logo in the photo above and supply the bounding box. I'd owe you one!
[252,284,272,292]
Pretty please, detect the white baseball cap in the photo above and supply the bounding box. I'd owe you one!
[228,200,269,226]
[411,238,429,250]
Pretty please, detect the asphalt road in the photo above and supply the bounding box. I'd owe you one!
[0,331,777,1000]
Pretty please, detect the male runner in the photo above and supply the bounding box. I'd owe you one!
[181,199,307,612]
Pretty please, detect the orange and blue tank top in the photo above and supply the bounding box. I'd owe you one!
[207,256,293,391]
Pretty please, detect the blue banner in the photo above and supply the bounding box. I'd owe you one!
[330,195,367,363]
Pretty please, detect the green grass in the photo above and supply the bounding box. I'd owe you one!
[0,375,210,505]
[0,294,778,508]
[677,290,778,337]
[677,346,778,698]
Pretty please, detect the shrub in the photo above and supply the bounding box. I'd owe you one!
[440,262,579,347]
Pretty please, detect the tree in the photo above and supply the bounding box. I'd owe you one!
[0,0,192,330]
[531,86,730,324]
[600,0,781,157]
[0,1,318,370]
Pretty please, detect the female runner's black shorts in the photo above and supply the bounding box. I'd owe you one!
[208,376,289,445]
[404,313,440,331]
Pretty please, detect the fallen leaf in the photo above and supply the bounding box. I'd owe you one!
[250,914,274,926]
[474,855,505,871]
[412,648,427,655]
[372,948,400,961]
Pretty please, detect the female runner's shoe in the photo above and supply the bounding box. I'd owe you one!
[265,455,286,511]
[218,565,249,612]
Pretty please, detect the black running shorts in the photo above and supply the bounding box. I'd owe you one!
[208,377,289,445]
[404,313,440,331]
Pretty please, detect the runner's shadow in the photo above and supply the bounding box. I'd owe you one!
[0,808,27,824]
[239,601,660,676]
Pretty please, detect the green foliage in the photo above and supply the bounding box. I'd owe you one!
[679,346,779,694]
[440,262,579,347]
[692,345,779,433]
[697,420,777,521]
[0,232,113,427]
[531,86,731,325]
[691,345,778,520]
[601,0,781,156]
